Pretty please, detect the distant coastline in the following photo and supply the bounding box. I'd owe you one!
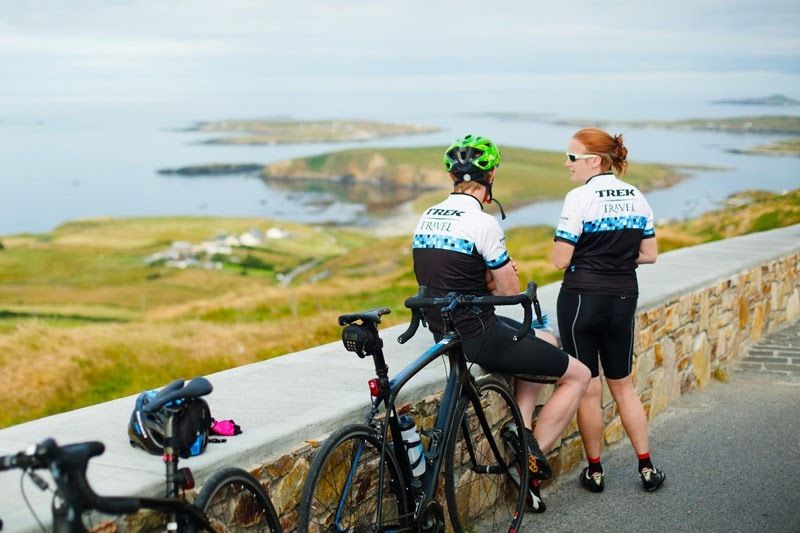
[180,119,441,145]
[710,94,799,106]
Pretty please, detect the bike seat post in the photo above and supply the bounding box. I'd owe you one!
[163,411,180,499]
[368,324,392,391]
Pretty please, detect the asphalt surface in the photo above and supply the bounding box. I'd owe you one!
[521,325,800,533]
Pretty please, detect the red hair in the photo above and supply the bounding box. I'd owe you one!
[573,128,628,175]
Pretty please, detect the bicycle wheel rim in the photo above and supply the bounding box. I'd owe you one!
[195,467,281,532]
[444,377,527,533]
[299,424,408,533]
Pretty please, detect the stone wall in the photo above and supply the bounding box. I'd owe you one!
[240,251,800,532]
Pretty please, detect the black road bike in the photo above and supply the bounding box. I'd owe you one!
[298,283,543,533]
[0,377,281,533]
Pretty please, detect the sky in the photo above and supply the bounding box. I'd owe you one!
[1,0,798,105]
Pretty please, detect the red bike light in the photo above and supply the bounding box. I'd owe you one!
[368,378,381,397]
[177,467,195,490]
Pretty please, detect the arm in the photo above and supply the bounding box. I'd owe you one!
[487,262,519,296]
[636,237,658,264]
[550,241,575,270]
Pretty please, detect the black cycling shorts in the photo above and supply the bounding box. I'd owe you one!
[556,290,638,379]
[460,316,570,384]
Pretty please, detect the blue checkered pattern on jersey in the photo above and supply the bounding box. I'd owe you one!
[413,234,475,255]
[555,229,579,243]
[583,215,649,233]
[486,251,509,268]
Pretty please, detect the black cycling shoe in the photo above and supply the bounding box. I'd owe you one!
[528,478,547,513]
[579,466,605,493]
[640,467,666,492]
[523,428,552,480]
[501,445,547,513]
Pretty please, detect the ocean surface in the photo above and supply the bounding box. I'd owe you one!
[2,72,799,235]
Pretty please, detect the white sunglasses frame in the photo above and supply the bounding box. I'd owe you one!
[566,152,599,162]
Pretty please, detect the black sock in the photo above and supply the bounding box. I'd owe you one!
[587,456,603,475]
[638,452,654,472]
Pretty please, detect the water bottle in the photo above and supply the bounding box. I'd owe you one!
[398,415,426,478]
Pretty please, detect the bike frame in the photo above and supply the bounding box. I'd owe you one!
[364,324,512,528]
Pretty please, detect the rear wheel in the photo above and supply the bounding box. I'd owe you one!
[195,467,282,532]
[298,424,409,533]
[444,376,527,532]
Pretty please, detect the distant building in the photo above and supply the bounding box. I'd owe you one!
[239,228,264,247]
[266,227,290,240]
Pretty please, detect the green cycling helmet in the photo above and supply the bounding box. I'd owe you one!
[443,134,501,175]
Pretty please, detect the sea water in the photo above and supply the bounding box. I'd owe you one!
[2,72,799,235]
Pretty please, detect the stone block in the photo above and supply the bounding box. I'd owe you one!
[636,325,655,352]
[604,416,626,445]
[558,435,585,474]
[737,295,749,330]
[786,288,800,322]
[603,403,617,424]
[638,348,655,378]
[692,332,711,389]
[275,457,309,515]
[265,453,295,479]
[561,414,579,440]
[649,367,668,418]
[664,303,680,331]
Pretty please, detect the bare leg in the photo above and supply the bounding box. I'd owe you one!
[606,376,650,454]
[515,329,560,431]
[531,357,590,453]
[576,377,604,459]
[515,379,544,431]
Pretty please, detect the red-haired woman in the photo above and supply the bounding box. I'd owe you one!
[551,128,665,493]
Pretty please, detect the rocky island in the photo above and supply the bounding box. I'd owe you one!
[183,119,440,145]
[727,138,800,157]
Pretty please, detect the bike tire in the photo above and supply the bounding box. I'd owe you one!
[444,375,527,533]
[298,423,409,533]
[194,467,282,532]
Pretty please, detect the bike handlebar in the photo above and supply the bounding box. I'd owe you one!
[398,282,541,344]
[0,438,142,515]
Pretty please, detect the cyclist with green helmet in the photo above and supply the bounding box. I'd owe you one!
[412,134,591,511]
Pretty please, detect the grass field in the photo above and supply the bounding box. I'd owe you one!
[1,187,798,428]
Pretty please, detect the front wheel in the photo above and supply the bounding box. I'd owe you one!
[195,467,282,532]
[444,375,527,532]
[298,424,409,533]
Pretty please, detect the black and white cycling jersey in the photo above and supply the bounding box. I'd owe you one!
[412,193,510,338]
[554,172,655,296]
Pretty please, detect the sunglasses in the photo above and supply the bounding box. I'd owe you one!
[566,152,599,162]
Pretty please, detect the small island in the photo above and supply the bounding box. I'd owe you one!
[711,94,800,106]
[553,115,800,135]
[726,138,800,157]
[157,163,263,176]
[182,119,440,145]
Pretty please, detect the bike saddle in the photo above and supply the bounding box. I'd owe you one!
[338,308,391,326]
[143,377,213,413]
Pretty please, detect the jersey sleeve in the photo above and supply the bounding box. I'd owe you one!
[477,215,510,270]
[641,195,656,239]
[554,190,583,245]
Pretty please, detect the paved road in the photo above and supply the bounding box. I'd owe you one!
[521,321,800,533]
